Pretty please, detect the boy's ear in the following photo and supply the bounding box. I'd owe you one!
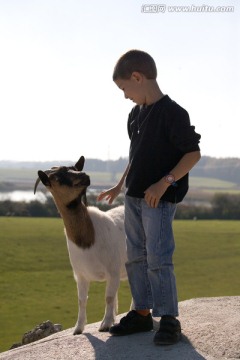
[131,72,143,83]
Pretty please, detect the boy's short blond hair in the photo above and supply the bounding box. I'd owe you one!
[113,50,157,80]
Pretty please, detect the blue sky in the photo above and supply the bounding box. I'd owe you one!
[0,0,239,161]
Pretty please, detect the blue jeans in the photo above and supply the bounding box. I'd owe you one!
[124,195,178,317]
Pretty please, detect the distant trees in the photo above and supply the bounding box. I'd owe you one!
[0,194,124,217]
[0,197,59,217]
[175,204,212,220]
[0,193,240,219]
[175,193,240,220]
[211,193,240,219]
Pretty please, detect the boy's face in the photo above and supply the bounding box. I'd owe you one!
[115,73,146,105]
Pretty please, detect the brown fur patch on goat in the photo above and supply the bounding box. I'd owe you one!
[63,204,95,249]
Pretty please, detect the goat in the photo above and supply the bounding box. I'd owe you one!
[34,156,128,334]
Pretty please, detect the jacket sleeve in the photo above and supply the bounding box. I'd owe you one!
[166,106,201,153]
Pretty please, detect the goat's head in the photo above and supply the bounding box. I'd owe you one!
[34,156,90,207]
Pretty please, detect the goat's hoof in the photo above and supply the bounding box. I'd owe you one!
[99,327,110,332]
[99,322,113,332]
[73,329,83,335]
[98,326,110,332]
[99,319,114,332]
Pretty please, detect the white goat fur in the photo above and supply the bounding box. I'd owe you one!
[66,205,128,334]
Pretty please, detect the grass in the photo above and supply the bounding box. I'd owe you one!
[1,168,239,190]
[173,220,240,299]
[189,176,237,189]
[0,169,122,186]
[0,168,37,182]
[0,217,240,352]
[0,217,131,352]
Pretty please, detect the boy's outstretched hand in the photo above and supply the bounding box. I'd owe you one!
[97,185,122,205]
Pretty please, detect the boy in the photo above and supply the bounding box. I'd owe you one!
[97,50,201,345]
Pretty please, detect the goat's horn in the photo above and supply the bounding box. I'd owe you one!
[33,170,52,194]
[34,177,41,194]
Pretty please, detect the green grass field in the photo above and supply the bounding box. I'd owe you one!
[0,217,239,352]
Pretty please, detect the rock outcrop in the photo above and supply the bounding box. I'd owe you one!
[0,297,239,360]
[10,321,62,350]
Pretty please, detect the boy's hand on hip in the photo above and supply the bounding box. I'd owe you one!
[144,179,169,208]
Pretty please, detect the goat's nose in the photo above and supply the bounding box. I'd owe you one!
[79,173,90,185]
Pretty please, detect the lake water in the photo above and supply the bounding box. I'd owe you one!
[0,188,100,203]
[0,191,47,203]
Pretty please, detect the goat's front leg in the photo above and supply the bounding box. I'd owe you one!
[73,276,89,335]
[99,275,120,332]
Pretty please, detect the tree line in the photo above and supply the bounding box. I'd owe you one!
[1,193,240,220]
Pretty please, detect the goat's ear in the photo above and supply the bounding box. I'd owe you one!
[75,156,85,171]
[38,171,51,187]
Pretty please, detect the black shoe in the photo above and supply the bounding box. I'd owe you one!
[109,310,153,336]
[154,316,181,345]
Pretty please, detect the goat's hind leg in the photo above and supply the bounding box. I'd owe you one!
[99,276,120,332]
[73,277,89,335]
